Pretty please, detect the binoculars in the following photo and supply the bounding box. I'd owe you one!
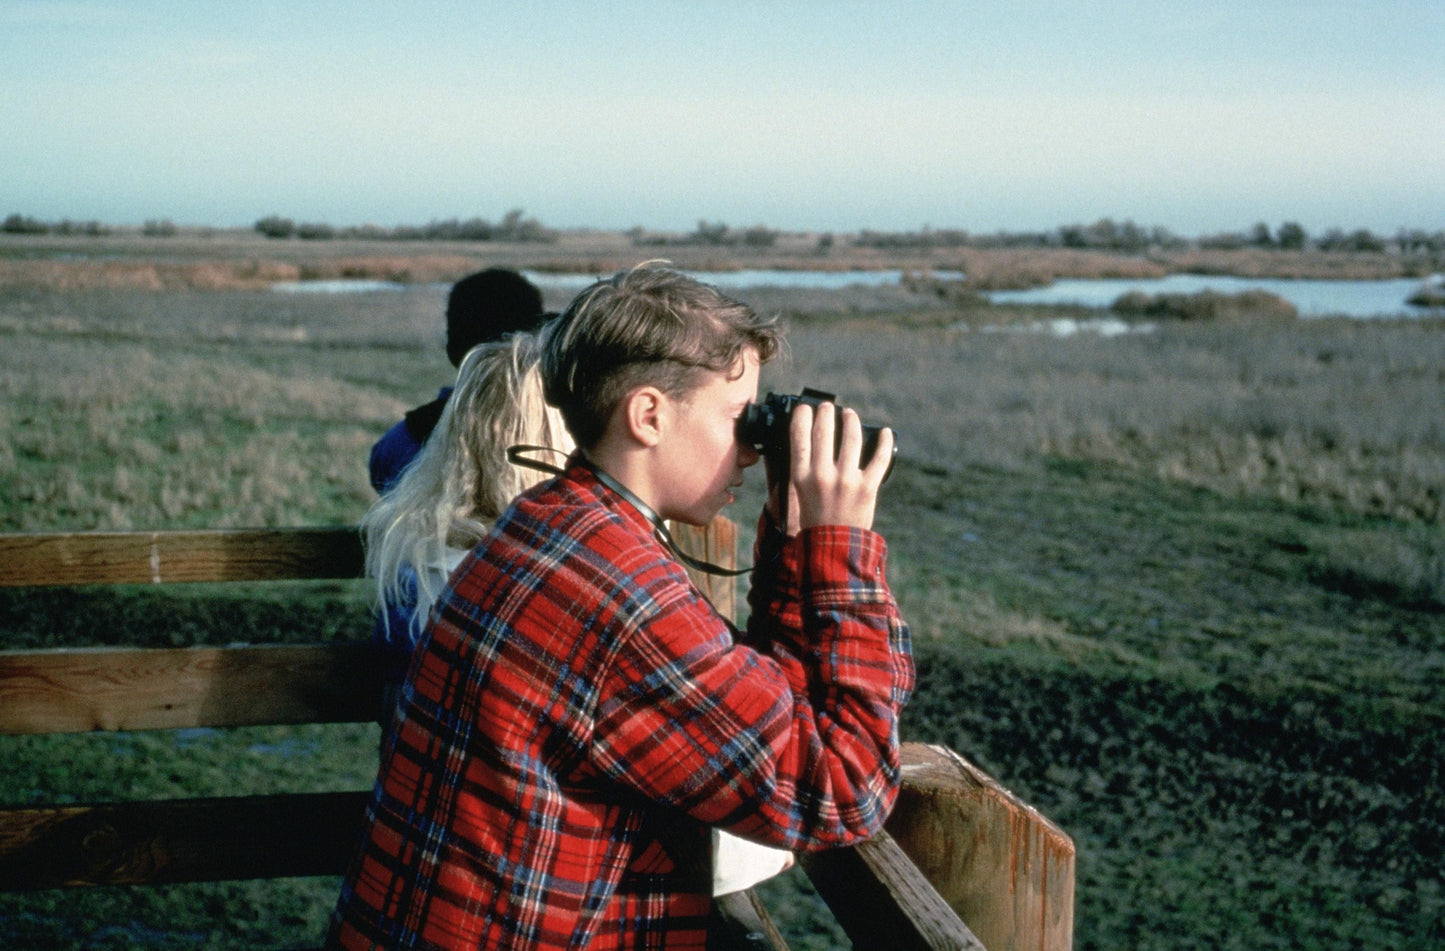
[735,387,896,481]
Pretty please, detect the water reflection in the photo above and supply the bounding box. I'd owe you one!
[267,269,1444,322]
[974,316,1153,338]
[272,279,406,293]
[986,274,1443,319]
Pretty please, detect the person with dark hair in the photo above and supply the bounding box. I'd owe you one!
[330,262,912,950]
[368,268,547,493]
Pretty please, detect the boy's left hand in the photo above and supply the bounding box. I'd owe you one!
[789,402,893,532]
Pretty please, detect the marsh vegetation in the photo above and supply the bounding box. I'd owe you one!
[1,232,1441,948]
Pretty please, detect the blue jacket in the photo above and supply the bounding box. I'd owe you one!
[368,386,452,493]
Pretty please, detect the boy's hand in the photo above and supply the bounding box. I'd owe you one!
[788,401,894,532]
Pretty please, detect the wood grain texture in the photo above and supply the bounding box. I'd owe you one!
[0,643,383,735]
[0,528,364,587]
[0,523,1076,951]
[711,889,792,950]
[889,743,1076,951]
[670,517,739,618]
[800,828,986,950]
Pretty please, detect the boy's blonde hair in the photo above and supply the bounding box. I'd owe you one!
[542,262,784,447]
[363,330,573,624]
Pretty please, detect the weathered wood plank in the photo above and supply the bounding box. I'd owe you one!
[670,517,738,618]
[710,889,792,950]
[800,828,986,950]
[0,643,383,735]
[0,528,365,587]
[889,743,1076,951]
[0,792,368,889]
[0,520,735,591]
[0,523,1077,951]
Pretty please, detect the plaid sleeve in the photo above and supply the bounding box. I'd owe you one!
[590,524,913,852]
[739,509,804,667]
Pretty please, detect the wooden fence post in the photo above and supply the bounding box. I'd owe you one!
[888,743,1075,951]
[800,829,987,950]
[669,517,737,618]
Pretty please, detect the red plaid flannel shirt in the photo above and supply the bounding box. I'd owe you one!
[328,463,913,949]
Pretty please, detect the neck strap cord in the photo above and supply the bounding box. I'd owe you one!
[506,445,759,578]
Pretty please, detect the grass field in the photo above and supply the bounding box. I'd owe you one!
[1,233,1442,948]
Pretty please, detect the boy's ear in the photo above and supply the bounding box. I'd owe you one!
[621,386,667,448]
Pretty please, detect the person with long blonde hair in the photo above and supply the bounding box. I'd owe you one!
[362,328,573,692]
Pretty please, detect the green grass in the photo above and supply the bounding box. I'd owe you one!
[876,459,1443,708]
[1,274,1442,948]
[0,724,379,950]
[875,461,1442,950]
[734,456,1444,950]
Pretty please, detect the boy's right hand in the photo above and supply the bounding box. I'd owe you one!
[786,401,894,533]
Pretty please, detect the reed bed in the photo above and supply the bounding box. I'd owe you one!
[3,229,1429,295]
[769,313,1445,526]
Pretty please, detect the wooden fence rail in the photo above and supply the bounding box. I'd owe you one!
[0,526,1073,950]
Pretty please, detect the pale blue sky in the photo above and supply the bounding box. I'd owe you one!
[3,0,1441,235]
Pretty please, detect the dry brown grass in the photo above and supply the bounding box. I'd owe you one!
[3,229,1426,295]
[945,247,1170,289]
[0,331,401,530]
[0,258,301,291]
[766,315,1445,525]
[0,254,493,292]
[2,237,1441,533]
[1153,247,1423,280]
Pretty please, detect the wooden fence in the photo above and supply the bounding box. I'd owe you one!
[0,524,1073,949]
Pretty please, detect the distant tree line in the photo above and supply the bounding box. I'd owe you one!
[2,213,185,237]
[3,213,110,236]
[852,219,1445,257]
[253,208,555,243]
[628,220,781,249]
[0,210,554,243]
[6,210,1443,259]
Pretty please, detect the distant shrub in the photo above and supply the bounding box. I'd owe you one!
[337,223,392,240]
[3,213,50,235]
[1059,218,1151,252]
[740,224,779,248]
[856,227,971,250]
[52,219,109,236]
[1317,228,1386,253]
[1198,230,1251,250]
[254,216,295,239]
[495,208,555,243]
[692,220,732,245]
[370,210,557,243]
[857,219,1182,252]
[1407,278,1445,308]
[142,219,179,237]
[421,217,492,241]
[627,226,668,247]
[1111,289,1297,321]
[295,222,335,240]
[1396,229,1445,257]
[1277,221,1308,250]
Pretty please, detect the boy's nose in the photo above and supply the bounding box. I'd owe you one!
[737,442,762,468]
